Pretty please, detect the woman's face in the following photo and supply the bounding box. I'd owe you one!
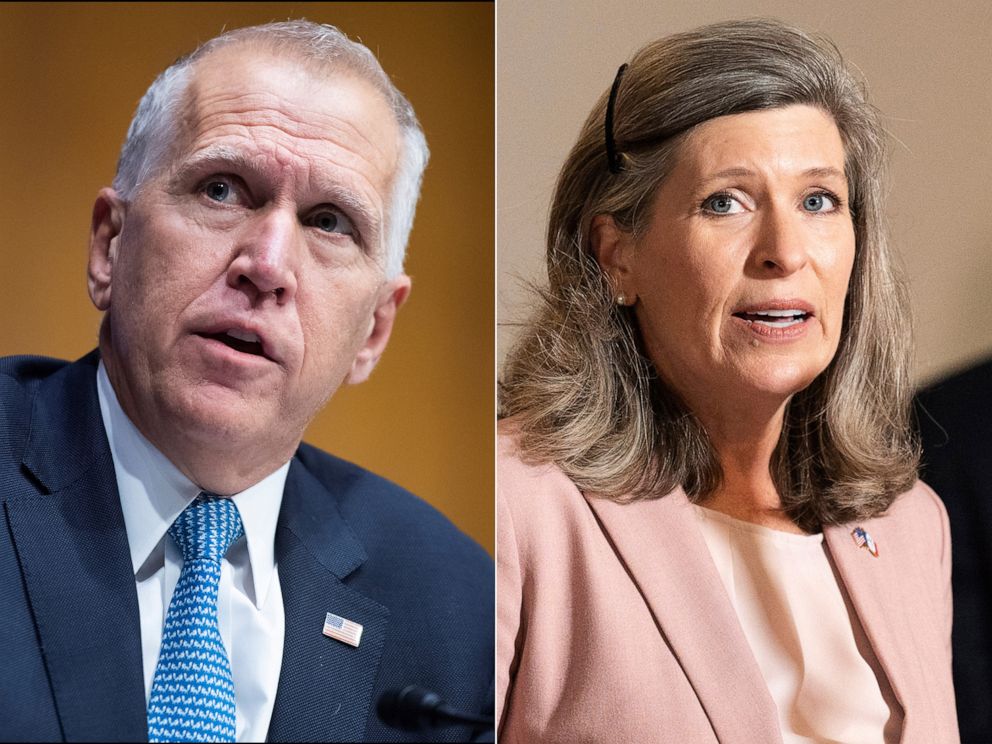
[619,104,856,413]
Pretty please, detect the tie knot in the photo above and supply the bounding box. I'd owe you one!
[168,493,244,563]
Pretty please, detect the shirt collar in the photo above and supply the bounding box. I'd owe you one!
[97,360,288,609]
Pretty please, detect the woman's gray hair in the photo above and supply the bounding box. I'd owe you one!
[112,20,429,279]
[500,18,918,533]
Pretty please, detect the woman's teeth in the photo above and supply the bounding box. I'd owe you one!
[737,309,809,327]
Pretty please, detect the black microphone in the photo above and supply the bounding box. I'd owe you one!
[376,685,494,734]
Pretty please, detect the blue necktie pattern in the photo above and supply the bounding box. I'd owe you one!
[147,494,244,742]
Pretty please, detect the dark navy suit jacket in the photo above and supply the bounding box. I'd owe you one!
[915,358,992,744]
[0,352,494,742]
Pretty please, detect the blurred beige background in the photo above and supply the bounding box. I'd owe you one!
[0,2,493,553]
[498,0,992,387]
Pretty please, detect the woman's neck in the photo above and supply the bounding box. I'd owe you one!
[694,397,809,534]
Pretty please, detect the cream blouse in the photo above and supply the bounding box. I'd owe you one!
[694,505,901,743]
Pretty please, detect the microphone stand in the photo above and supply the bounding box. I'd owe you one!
[376,685,494,741]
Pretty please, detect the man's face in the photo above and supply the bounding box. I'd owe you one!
[89,45,409,482]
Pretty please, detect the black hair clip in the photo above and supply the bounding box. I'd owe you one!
[605,63,628,174]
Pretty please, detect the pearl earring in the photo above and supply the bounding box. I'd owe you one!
[616,294,626,306]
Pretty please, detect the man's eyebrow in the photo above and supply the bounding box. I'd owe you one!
[322,187,380,236]
[172,145,257,184]
[172,145,382,234]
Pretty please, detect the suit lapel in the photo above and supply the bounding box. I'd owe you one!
[825,520,935,741]
[587,492,781,744]
[4,353,147,741]
[267,459,389,743]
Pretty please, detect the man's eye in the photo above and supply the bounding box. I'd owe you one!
[701,193,744,215]
[203,179,234,202]
[307,209,355,237]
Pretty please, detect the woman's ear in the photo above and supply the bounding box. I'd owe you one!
[589,214,636,305]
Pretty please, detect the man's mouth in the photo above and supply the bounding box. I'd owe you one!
[732,309,810,328]
[198,329,267,357]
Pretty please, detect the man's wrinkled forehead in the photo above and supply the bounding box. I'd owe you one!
[182,43,399,160]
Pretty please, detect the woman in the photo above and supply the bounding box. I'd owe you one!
[497,19,957,743]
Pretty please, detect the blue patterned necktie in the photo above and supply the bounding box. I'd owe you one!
[147,494,244,742]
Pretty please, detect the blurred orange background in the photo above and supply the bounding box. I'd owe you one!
[0,2,494,553]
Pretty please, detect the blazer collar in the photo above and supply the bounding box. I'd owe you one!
[7,350,147,741]
[266,456,389,742]
[824,519,932,741]
[586,490,782,744]
[21,350,109,494]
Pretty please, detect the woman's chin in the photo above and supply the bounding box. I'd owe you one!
[733,364,824,403]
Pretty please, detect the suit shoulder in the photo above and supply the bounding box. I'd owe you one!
[497,418,595,550]
[0,355,73,461]
[887,478,946,516]
[880,479,949,556]
[295,441,411,501]
[294,442,491,568]
[0,354,71,400]
[498,419,585,508]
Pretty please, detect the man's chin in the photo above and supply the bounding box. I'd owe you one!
[160,384,287,448]
[145,388,302,492]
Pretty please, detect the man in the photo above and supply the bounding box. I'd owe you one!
[0,21,493,743]
[916,358,992,744]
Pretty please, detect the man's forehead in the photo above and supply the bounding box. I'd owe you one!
[179,44,401,173]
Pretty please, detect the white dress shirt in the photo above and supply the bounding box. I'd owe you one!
[97,362,286,742]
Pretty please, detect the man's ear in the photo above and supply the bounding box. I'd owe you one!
[87,187,127,311]
[346,275,412,385]
[589,214,636,303]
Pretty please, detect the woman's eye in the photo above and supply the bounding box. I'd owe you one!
[803,193,837,212]
[702,193,743,215]
[308,208,355,237]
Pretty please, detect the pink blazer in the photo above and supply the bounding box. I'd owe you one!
[497,427,958,743]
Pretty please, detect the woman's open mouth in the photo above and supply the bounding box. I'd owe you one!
[732,309,810,329]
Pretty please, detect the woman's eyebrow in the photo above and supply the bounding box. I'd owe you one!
[705,167,757,181]
[801,166,846,180]
[695,165,846,188]
[690,167,757,189]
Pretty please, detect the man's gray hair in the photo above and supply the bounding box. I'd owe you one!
[112,20,429,278]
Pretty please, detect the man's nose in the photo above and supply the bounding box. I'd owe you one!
[750,205,810,277]
[227,207,300,304]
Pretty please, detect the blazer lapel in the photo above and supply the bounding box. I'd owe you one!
[4,353,147,741]
[587,491,781,744]
[825,520,936,741]
[267,459,389,743]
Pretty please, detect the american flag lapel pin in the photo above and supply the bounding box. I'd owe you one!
[851,526,879,557]
[323,612,364,647]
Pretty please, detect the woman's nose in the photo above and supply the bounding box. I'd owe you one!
[750,207,810,277]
